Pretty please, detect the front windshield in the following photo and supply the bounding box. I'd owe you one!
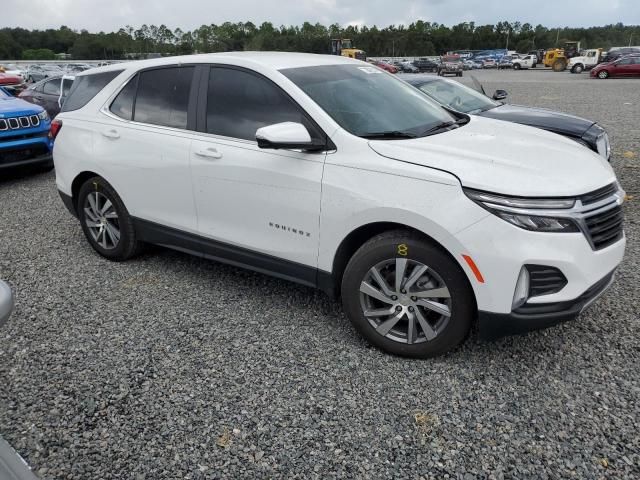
[281,64,456,137]
[417,79,499,114]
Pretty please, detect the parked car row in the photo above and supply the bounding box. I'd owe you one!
[44,52,624,359]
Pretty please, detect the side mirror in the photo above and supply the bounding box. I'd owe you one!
[256,122,314,150]
[493,89,508,101]
[0,280,14,328]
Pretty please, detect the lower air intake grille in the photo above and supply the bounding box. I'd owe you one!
[526,265,568,297]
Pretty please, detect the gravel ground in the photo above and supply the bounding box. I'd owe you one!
[1,69,639,479]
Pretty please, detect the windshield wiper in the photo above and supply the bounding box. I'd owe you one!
[419,117,469,137]
[359,131,417,140]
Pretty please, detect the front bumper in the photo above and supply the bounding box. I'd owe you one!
[454,208,625,318]
[478,269,616,339]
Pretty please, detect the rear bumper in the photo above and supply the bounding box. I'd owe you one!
[478,269,616,339]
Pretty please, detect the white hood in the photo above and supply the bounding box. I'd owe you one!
[368,116,616,197]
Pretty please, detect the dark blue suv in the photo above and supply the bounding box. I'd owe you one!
[0,87,53,172]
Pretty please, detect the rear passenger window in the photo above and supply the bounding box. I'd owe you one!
[43,80,60,96]
[134,67,194,129]
[206,67,317,141]
[61,70,123,112]
[110,75,138,120]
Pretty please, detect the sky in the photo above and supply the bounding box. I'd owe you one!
[2,0,639,32]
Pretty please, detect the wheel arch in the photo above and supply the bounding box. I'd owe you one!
[327,221,476,307]
[71,170,102,213]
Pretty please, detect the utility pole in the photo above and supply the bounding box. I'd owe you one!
[506,29,510,50]
[555,28,560,46]
[630,34,634,46]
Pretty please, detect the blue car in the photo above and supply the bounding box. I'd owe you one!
[0,86,53,172]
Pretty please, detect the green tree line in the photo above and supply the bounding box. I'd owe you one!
[1,21,638,60]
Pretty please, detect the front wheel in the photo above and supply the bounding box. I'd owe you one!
[513,63,521,70]
[77,176,143,261]
[598,70,609,79]
[341,231,475,358]
[572,64,584,74]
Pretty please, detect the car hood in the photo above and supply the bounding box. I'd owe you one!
[367,116,615,197]
[477,103,594,137]
[0,94,44,116]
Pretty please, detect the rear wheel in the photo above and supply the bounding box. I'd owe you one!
[341,231,475,358]
[552,59,567,72]
[77,177,143,261]
[598,70,609,79]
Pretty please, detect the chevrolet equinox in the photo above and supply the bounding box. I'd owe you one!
[53,53,626,357]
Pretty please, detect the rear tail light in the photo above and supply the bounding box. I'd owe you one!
[50,119,63,140]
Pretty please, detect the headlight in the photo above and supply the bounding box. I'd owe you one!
[596,132,610,160]
[38,110,49,121]
[464,189,580,232]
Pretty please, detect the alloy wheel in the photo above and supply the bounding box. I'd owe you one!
[359,258,452,344]
[83,191,120,250]
[598,71,608,79]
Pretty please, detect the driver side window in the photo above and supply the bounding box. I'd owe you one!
[205,67,322,143]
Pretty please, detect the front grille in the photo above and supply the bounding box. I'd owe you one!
[0,144,49,166]
[584,204,624,250]
[0,115,40,131]
[526,265,568,297]
[580,183,617,205]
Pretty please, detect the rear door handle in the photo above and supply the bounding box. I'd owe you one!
[102,129,120,139]
[195,147,223,159]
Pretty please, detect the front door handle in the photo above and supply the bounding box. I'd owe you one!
[102,129,120,139]
[195,147,223,159]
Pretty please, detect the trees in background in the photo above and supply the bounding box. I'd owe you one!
[0,22,638,59]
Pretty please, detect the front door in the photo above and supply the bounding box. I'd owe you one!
[190,66,328,280]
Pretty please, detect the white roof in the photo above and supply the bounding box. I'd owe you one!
[79,52,360,76]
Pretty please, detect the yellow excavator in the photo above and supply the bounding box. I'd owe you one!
[331,39,366,60]
[544,41,581,71]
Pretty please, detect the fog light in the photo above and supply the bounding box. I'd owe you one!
[512,267,530,309]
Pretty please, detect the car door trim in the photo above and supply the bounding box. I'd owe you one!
[132,217,335,295]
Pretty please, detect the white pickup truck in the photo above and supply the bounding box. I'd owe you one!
[511,54,537,69]
[568,49,603,73]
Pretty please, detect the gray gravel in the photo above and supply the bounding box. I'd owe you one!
[1,69,639,479]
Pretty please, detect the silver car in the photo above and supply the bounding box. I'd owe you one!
[0,280,13,327]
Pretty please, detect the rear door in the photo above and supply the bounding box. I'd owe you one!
[41,78,62,116]
[189,65,328,277]
[611,57,633,77]
[93,66,199,233]
[630,57,640,76]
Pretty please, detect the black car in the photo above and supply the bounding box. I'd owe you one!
[399,74,611,160]
[601,46,640,63]
[18,75,74,118]
[412,58,439,73]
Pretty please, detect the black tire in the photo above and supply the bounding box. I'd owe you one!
[341,230,475,358]
[598,70,609,79]
[77,176,143,261]
[513,63,521,70]
[572,64,584,74]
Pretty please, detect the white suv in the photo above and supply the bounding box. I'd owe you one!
[53,53,625,358]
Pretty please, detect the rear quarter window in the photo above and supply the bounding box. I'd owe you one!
[61,70,123,112]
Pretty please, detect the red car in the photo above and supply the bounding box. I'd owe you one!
[0,72,23,87]
[0,72,25,95]
[372,61,398,74]
[591,54,640,79]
